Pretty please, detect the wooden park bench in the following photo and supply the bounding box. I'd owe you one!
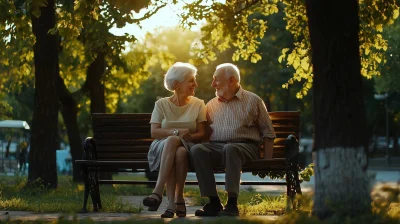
[75,111,302,212]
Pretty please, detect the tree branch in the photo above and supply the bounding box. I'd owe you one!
[234,0,261,15]
[130,3,167,24]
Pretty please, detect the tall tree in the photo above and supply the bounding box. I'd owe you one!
[28,0,59,188]
[305,0,369,217]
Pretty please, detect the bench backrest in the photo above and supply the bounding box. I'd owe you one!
[92,111,300,161]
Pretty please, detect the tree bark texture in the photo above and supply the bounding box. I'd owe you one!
[58,76,83,182]
[305,0,370,218]
[87,52,112,180]
[28,0,59,188]
[87,53,106,114]
[313,148,370,217]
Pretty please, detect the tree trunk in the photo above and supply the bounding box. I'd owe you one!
[87,52,112,180]
[58,76,84,182]
[87,53,106,114]
[306,0,370,218]
[28,0,59,188]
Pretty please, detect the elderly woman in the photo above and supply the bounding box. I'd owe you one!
[143,62,206,218]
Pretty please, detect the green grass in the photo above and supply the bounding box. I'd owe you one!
[0,175,143,213]
[184,186,289,216]
[0,175,399,224]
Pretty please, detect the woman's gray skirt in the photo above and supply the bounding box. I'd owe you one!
[147,137,194,172]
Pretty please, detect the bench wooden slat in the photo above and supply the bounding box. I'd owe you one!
[93,120,152,127]
[270,120,300,126]
[93,112,299,118]
[273,125,299,132]
[268,111,300,117]
[95,139,153,145]
[76,158,286,167]
[92,113,152,119]
[93,127,152,133]
[96,145,286,153]
[97,153,148,159]
[96,145,151,152]
[273,138,289,145]
[96,149,287,160]
[93,122,298,132]
[98,180,287,185]
[93,131,298,140]
[94,132,151,139]
[94,126,151,132]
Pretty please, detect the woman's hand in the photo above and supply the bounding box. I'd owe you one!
[178,129,192,142]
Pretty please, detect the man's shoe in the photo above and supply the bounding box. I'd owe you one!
[218,204,239,216]
[195,202,223,216]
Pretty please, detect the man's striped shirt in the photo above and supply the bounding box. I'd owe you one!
[206,87,276,143]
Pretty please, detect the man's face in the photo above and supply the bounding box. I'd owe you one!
[211,72,230,99]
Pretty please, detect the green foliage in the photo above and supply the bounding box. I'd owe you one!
[184,187,287,214]
[299,163,314,182]
[375,15,400,94]
[252,163,314,181]
[240,193,286,215]
[0,0,170,141]
[182,0,278,65]
[0,1,35,94]
[0,97,13,120]
[181,0,400,99]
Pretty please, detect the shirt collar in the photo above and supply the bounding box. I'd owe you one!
[217,86,243,102]
[234,86,244,100]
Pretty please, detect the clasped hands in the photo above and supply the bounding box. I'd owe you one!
[176,128,192,142]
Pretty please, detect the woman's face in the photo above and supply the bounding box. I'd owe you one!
[177,73,198,96]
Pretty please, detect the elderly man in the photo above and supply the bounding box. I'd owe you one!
[190,63,276,217]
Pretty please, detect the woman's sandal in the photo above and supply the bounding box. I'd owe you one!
[161,208,175,218]
[142,192,162,211]
[175,202,187,218]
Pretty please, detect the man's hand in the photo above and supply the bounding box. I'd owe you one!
[263,137,274,159]
[178,129,192,142]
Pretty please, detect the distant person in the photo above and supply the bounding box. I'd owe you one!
[142,62,207,218]
[18,141,28,173]
[190,63,276,216]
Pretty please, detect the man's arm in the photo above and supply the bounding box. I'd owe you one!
[263,137,274,159]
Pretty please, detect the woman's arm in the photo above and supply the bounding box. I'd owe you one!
[151,121,205,142]
[150,123,190,139]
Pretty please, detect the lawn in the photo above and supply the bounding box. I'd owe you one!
[0,174,399,223]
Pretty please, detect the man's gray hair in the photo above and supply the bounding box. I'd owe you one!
[164,62,198,92]
[215,63,240,83]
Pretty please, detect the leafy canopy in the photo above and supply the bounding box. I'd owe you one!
[180,0,400,98]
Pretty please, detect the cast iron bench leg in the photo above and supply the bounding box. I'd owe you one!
[81,137,102,212]
[285,134,302,211]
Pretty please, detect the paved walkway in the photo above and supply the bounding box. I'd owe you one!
[0,196,279,222]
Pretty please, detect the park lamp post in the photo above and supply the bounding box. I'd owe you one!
[374,93,391,167]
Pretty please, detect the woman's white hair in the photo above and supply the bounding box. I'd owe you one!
[164,62,198,92]
[215,63,240,83]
